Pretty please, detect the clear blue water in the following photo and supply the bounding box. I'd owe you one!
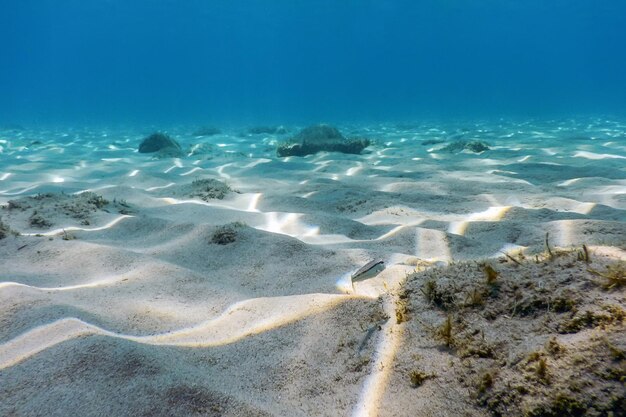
[2,0,626,125]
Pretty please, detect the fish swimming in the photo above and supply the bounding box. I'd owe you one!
[351,259,385,282]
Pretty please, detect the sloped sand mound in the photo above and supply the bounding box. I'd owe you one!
[2,191,133,230]
[386,247,625,416]
[0,119,624,416]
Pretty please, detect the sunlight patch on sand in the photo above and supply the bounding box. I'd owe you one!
[0,318,111,370]
[300,234,356,245]
[448,206,510,236]
[312,160,331,172]
[346,163,363,176]
[355,207,425,226]
[0,294,356,370]
[301,223,425,246]
[596,185,626,195]
[160,193,266,213]
[552,220,578,247]
[0,184,41,196]
[246,193,262,212]
[240,158,272,168]
[372,165,393,172]
[378,182,417,193]
[573,151,626,160]
[542,149,558,156]
[486,169,518,175]
[145,182,176,192]
[335,272,354,293]
[216,164,233,179]
[180,167,204,176]
[592,245,626,260]
[21,215,133,236]
[454,172,530,185]
[557,178,581,186]
[257,212,320,237]
[351,267,410,417]
[352,320,403,417]
[491,243,527,259]
[144,294,349,346]
[415,228,451,262]
[376,225,407,240]
[569,201,596,214]
[0,273,133,292]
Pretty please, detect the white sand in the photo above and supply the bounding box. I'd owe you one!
[0,119,625,416]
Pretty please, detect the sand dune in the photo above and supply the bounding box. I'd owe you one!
[0,119,624,416]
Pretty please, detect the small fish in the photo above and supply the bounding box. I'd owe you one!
[351,259,385,282]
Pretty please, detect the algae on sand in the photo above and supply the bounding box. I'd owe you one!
[5,192,112,229]
[0,218,13,239]
[396,248,626,416]
[211,222,245,245]
[190,179,234,201]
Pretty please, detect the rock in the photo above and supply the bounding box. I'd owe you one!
[138,132,182,155]
[295,124,344,144]
[442,140,490,153]
[277,124,371,157]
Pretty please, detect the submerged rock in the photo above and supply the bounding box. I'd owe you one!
[277,124,371,157]
[294,124,344,143]
[442,140,490,153]
[138,132,182,156]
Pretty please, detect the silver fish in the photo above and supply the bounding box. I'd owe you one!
[351,259,385,282]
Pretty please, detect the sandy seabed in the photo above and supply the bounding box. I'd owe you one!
[0,119,625,416]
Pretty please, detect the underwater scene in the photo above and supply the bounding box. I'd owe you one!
[1,1,625,416]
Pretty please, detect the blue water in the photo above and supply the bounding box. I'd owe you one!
[2,0,626,125]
